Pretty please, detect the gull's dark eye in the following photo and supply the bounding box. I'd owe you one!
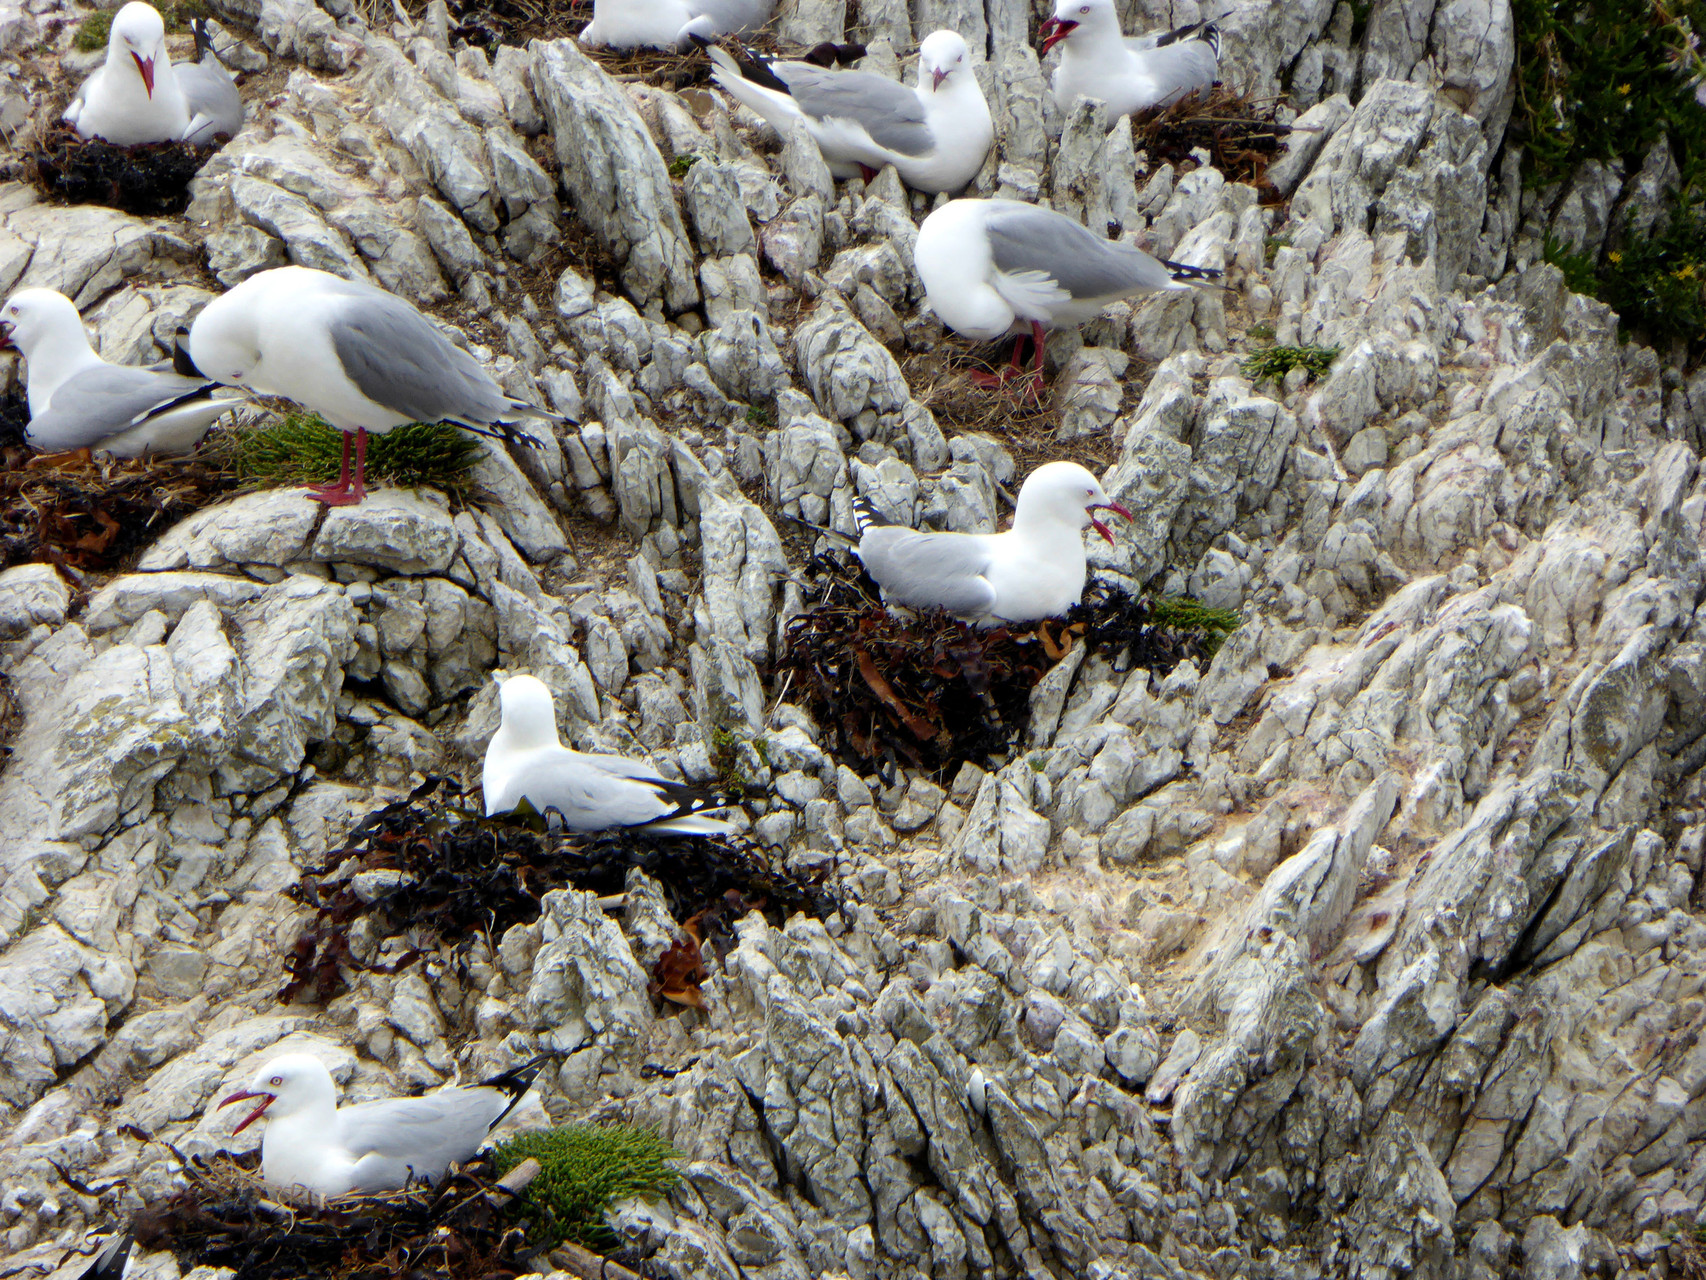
[271,1075,283,1085]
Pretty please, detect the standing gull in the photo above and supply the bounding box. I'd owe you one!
[184,266,564,506]
[851,461,1131,624]
[1040,0,1220,117]
[63,2,244,146]
[484,675,734,835]
[1,288,244,457]
[579,0,773,49]
[914,197,1221,395]
[706,30,993,193]
[219,1053,549,1197]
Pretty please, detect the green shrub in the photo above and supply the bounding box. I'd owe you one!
[491,1124,680,1248]
[1239,344,1340,382]
[232,412,486,494]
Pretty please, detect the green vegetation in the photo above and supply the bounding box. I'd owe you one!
[491,1124,680,1248]
[75,0,206,49]
[1512,0,1706,349]
[1246,321,1276,341]
[668,153,700,179]
[1147,593,1241,657]
[1239,343,1340,382]
[744,402,773,429]
[232,411,485,495]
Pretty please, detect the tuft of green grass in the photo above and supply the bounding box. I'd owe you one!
[1246,322,1276,341]
[75,0,206,50]
[1240,343,1340,382]
[1261,234,1291,267]
[232,411,486,495]
[744,402,773,429]
[668,153,699,179]
[72,10,111,51]
[491,1124,680,1248]
[1147,593,1241,658]
[1542,232,1601,296]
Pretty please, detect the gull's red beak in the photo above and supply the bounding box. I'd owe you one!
[132,52,155,96]
[931,67,948,90]
[219,1088,274,1134]
[1039,17,1078,54]
[1089,500,1132,545]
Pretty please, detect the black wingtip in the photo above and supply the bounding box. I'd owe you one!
[686,30,714,52]
[478,1053,554,1129]
[1160,259,1224,284]
[172,329,205,379]
[851,496,895,534]
[77,1231,134,1280]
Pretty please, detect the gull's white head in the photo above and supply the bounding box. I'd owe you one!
[219,1054,338,1134]
[917,30,971,92]
[109,2,170,98]
[496,673,561,749]
[1013,460,1132,544]
[0,289,91,362]
[1040,0,1116,53]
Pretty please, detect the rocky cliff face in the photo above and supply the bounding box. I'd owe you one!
[1,0,1703,1277]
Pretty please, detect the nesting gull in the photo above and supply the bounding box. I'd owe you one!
[219,1053,548,1197]
[484,674,734,835]
[184,266,564,506]
[914,197,1221,394]
[0,288,244,456]
[851,460,1131,624]
[1041,0,1220,117]
[578,0,773,49]
[64,2,244,146]
[705,30,993,193]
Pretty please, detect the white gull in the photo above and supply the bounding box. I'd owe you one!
[64,2,244,146]
[706,29,992,193]
[184,266,563,506]
[1041,0,1220,118]
[579,0,773,49]
[914,197,1221,394]
[0,288,244,457]
[484,675,734,835]
[218,1052,548,1197]
[851,461,1131,624]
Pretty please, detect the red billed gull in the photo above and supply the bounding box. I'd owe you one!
[63,2,244,146]
[915,197,1221,395]
[0,288,244,457]
[184,266,565,507]
[853,461,1131,623]
[706,30,993,193]
[579,0,773,49]
[1040,2,1220,117]
[219,1052,548,1197]
[484,674,734,835]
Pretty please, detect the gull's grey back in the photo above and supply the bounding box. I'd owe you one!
[859,526,999,615]
[775,63,933,156]
[25,365,212,452]
[985,202,1180,302]
[329,290,514,428]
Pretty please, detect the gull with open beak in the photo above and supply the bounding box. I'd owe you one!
[847,460,1132,624]
[218,1052,550,1197]
[1039,0,1221,119]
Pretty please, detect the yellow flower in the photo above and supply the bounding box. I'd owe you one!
[1618,82,1633,94]
[1608,250,1623,264]
[1674,262,1698,280]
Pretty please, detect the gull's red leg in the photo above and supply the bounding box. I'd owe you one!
[312,428,369,507]
[306,430,352,497]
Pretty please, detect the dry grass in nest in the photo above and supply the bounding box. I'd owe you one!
[1131,85,1293,199]
[130,1145,546,1280]
[901,340,1121,474]
[0,406,241,573]
[31,124,219,218]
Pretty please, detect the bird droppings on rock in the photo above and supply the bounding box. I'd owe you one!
[32,125,219,218]
[0,447,240,570]
[282,777,838,1003]
[771,555,1229,780]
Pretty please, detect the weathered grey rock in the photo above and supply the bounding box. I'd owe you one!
[530,40,700,311]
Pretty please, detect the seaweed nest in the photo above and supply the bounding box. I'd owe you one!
[33,124,218,218]
[0,433,240,572]
[769,555,1238,780]
[282,777,839,1005]
[133,1149,551,1280]
[1130,85,1293,199]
